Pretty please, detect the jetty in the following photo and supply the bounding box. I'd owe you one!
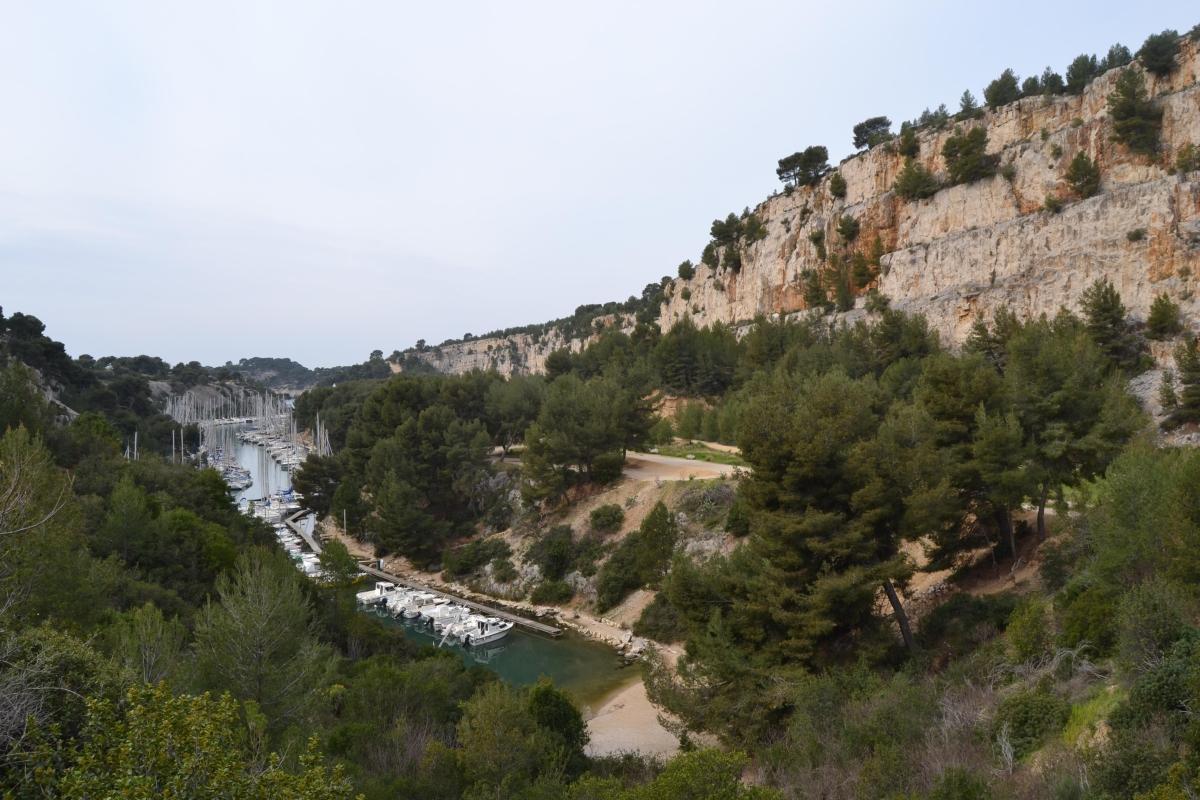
[356,563,563,638]
[287,511,561,638]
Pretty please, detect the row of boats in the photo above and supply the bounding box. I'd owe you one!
[355,581,514,646]
[237,427,309,473]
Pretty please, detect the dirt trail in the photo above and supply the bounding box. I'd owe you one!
[624,452,741,481]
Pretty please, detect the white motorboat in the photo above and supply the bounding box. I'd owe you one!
[355,581,396,607]
[451,615,513,647]
[400,591,438,620]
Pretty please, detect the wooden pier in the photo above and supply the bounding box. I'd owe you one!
[285,510,562,638]
[357,563,562,638]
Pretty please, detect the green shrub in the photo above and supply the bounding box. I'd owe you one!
[829,172,847,199]
[1116,580,1192,675]
[1177,143,1200,173]
[917,593,1016,657]
[595,502,677,611]
[442,538,512,579]
[1109,68,1162,156]
[808,229,827,261]
[893,157,939,199]
[928,768,993,800]
[1000,162,1017,182]
[1007,597,1053,663]
[1050,143,1063,159]
[724,495,751,536]
[491,556,518,584]
[677,260,695,280]
[1056,583,1119,655]
[942,126,997,185]
[701,242,718,268]
[1044,194,1064,213]
[1138,30,1180,77]
[675,482,735,526]
[530,580,574,605]
[528,525,575,581]
[1127,227,1147,242]
[680,288,691,302]
[592,451,625,484]
[1147,293,1183,339]
[1065,151,1101,198]
[837,215,860,242]
[897,125,919,158]
[632,593,686,642]
[993,685,1070,759]
[589,504,625,534]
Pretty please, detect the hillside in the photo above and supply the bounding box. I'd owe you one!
[397,34,1200,375]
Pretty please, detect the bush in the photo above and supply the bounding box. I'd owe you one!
[724,495,751,536]
[1127,227,1147,242]
[1056,583,1119,655]
[984,68,1021,108]
[1177,143,1200,173]
[1103,43,1133,71]
[928,768,994,800]
[893,157,939,199]
[808,229,827,261]
[592,451,625,484]
[1044,194,1064,214]
[897,125,919,158]
[701,243,718,268]
[632,593,686,642]
[528,525,575,581]
[942,126,997,185]
[1007,597,1053,663]
[589,504,625,534]
[595,502,677,611]
[1065,151,1101,198]
[993,685,1070,759]
[1139,30,1180,77]
[1147,293,1183,340]
[442,538,512,579]
[837,215,860,242]
[1109,68,1162,156]
[680,288,691,302]
[829,172,847,199]
[530,580,574,605]
[1116,580,1192,675]
[677,260,695,280]
[1000,162,1017,182]
[1050,143,1063,159]
[917,593,1016,657]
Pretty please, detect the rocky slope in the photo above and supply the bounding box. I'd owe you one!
[400,38,1200,375]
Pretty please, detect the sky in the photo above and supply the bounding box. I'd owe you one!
[1,2,1196,367]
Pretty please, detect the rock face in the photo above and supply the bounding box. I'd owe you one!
[401,39,1200,375]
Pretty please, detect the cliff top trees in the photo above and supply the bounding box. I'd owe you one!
[1109,68,1162,156]
[1066,53,1100,94]
[853,116,892,149]
[942,126,997,185]
[1139,29,1180,76]
[776,146,829,187]
[984,68,1021,108]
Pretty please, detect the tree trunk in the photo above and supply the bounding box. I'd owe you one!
[882,579,915,652]
[1036,485,1049,539]
[998,506,1017,562]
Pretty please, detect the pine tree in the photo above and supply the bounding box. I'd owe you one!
[1080,278,1145,371]
[1147,293,1183,339]
[1159,368,1178,414]
[1109,68,1162,156]
[1065,151,1101,198]
[984,68,1021,108]
[894,157,939,199]
[1169,338,1200,426]
[972,409,1030,558]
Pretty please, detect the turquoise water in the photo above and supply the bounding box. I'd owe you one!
[368,610,637,707]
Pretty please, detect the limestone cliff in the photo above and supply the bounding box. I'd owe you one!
[399,38,1200,375]
[664,38,1200,345]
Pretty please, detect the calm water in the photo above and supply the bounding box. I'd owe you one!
[231,436,292,503]
[368,609,637,708]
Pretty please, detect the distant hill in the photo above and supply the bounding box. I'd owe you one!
[236,355,393,390]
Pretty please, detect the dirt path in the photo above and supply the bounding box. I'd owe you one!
[585,678,679,758]
[624,452,741,481]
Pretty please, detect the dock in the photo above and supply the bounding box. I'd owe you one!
[286,510,562,638]
[357,562,563,638]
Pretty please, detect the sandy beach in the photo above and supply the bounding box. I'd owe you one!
[584,676,680,758]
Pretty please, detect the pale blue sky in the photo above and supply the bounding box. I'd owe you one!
[1,2,1195,366]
